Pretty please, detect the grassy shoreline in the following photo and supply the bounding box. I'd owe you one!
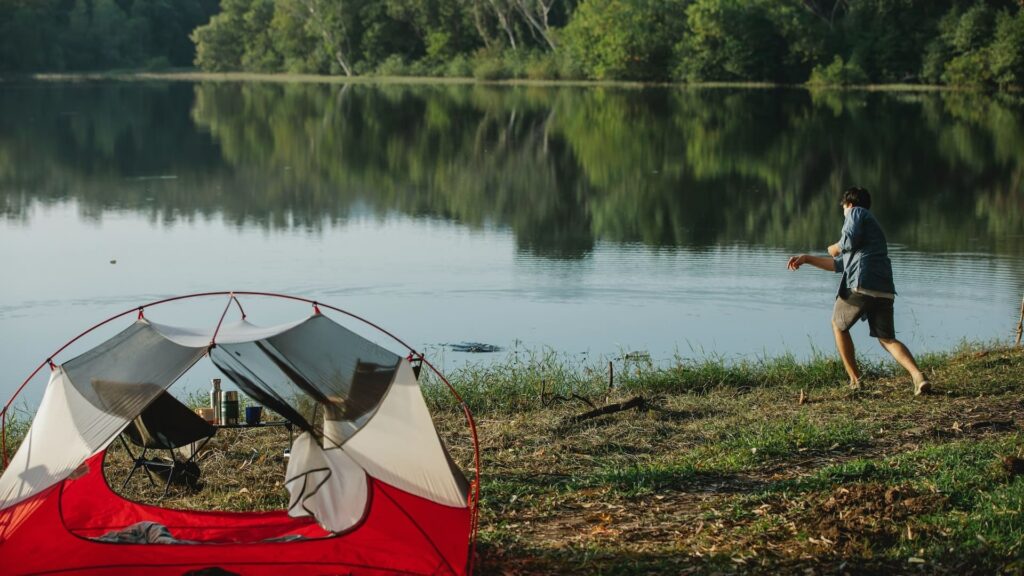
[3,343,1022,574]
[1,70,980,93]
[423,343,1022,574]
[441,344,1024,574]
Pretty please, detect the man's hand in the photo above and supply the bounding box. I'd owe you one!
[787,254,836,272]
[827,243,841,257]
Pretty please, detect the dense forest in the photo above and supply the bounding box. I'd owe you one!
[0,0,218,70]
[1,0,1024,87]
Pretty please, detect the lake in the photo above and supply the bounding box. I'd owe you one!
[1,80,1022,404]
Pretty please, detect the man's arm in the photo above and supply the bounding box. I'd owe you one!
[787,254,836,272]
[838,208,864,253]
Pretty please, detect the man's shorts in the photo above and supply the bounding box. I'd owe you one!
[832,291,896,339]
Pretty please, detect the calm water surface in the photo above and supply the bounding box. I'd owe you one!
[1,81,1022,402]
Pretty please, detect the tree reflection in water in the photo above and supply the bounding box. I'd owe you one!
[0,81,1021,258]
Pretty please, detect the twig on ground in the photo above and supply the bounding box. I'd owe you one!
[540,379,596,409]
[562,396,647,426]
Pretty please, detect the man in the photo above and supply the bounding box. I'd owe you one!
[787,187,931,395]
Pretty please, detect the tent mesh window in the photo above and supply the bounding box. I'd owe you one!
[210,315,401,448]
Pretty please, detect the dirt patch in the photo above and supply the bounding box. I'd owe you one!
[800,483,947,556]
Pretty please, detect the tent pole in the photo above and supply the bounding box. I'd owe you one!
[209,292,238,347]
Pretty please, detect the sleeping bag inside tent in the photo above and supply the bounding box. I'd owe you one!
[0,298,477,576]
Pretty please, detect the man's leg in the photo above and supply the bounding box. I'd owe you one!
[869,296,931,395]
[877,338,927,384]
[832,322,861,383]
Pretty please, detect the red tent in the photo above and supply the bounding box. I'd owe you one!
[0,293,480,575]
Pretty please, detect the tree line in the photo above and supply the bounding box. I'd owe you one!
[0,0,218,71]
[1,0,1023,87]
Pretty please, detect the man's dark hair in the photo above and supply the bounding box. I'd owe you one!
[841,186,872,209]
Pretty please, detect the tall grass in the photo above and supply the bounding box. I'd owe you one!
[423,347,608,414]
[423,345,905,415]
[0,407,30,473]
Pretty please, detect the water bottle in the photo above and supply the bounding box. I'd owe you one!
[222,391,239,425]
[210,378,222,426]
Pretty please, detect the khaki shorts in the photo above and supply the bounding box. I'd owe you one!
[832,291,896,339]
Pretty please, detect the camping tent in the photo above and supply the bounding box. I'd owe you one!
[0,293,479,575]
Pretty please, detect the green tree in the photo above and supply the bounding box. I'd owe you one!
[65,0,137,69]
[807,55,868,86]
[562,0,686,80]
[838,0,939,83]
[294,0,359,76]
[0,0,64,71]
[269,0,321,72]
[240,0,281,71]
[356,2,421,67]
[191,0,252,70]
[951,1,995,53]
[921,7,961,84]
[127,0,211,68]
[990,9,1024,88]
[676,0,805,82]
[380,0,480,65]
[1,0,216,72]
[941,3,997,85]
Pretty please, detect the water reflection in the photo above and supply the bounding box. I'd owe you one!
[3,81,1024,405]
[1,81,1021,258]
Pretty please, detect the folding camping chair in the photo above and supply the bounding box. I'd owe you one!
[119,391,216,498]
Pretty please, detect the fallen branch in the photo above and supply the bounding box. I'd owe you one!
[562,396,647,426]
[965,419,1016,432]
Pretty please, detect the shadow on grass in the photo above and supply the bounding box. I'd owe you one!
[647,405,724,422]
[555,404,724,431]
[482,467,772,505]
[475,542,1003,575]
[594,465,770,496]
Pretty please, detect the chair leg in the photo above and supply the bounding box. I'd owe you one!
[139,449,158,487]
[121,438,209,499]
[161,465,174,499]
[121,462,142,492]
[118,435,155,490]
[160,449,180,499]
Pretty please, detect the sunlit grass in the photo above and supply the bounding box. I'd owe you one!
[424,343,939,415]
[0,406,30,467]
[744,434,1024,565]
[721,414,871,460]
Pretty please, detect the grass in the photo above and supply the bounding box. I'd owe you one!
[436,344,1024,574]
[0,407,30,465]
[2,343,1022,574]
[741,435,1024,569]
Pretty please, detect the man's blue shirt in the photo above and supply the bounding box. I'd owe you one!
[832,207,896,297]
